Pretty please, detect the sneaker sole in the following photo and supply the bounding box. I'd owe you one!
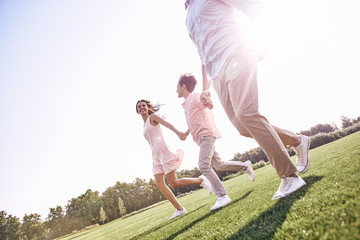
[210,199,231,211]
[298,136,311,174]
[168,210,187,220]
[272,180,306,200]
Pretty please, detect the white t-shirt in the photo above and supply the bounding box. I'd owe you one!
[186,0,261,79]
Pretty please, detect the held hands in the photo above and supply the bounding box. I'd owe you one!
[178,132,188,141]
[200,90,213,109]
[178,129,190,141]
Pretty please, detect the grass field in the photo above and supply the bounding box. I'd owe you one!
[59,132,360,240]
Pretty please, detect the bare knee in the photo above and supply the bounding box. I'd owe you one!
[155,175,166,189]
[167,179,180,188]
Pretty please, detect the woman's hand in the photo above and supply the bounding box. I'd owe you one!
[178,132,188,141]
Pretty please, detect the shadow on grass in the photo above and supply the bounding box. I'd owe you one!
[164,190,254,240]
[130,205,207,240]
[228,175,323,240]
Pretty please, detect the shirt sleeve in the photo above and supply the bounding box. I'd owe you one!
[188,33,205,64]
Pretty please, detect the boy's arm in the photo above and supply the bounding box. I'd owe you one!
[150,114,188,140]
[200,64,214,109]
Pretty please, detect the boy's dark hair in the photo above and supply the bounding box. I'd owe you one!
[178,73,197,93]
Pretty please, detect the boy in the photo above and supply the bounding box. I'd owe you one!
[177,73,255,210]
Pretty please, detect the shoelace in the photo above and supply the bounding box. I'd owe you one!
[298,148,306,164]
[279,178,294,192]
[295,144,306,165]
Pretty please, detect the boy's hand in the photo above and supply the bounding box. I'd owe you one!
[200,90,213,109]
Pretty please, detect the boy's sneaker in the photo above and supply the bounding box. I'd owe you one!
[210,195,231,210]
[168,208,187,220]
[199,175,213,194]
[244,160,255,182]
[272,176,306,200]
[293,135,311,174]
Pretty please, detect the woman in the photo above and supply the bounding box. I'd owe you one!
[136,99,212,220]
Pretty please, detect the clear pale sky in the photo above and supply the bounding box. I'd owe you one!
[1,0,359,221]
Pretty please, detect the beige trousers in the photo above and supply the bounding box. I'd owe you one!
[199,136,248,197]
[213,45,297,178]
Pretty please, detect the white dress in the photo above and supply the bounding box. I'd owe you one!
[143,116,183,175]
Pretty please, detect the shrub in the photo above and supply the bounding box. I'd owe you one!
[253,160,268,170]
[233,122,360,165]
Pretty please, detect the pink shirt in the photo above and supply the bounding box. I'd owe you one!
[182,93,221,145]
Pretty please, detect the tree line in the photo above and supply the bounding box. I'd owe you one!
[0,168,203,240]
[1,115,359,240]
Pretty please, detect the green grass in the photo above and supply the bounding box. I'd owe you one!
[59,132,360,240]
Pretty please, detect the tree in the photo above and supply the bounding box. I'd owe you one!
[351,117,360,124]
[310,123,336,135]
[99,207,107,224]
[0,211,6,239]
[45,206,65,239]
[102,187,119,221]
[5,215,21,240]
[65,197,88,231]
[118,197,126,217]
[0,211,21,240]
[47,206,64,222]
[66,189,103,230]
[20,213,45,240]
[341,115,352,128]
[113,181,137,213]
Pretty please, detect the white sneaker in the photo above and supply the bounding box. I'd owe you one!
[293,135,311,174]
[199,175,213,194]
[168,208,187,220]
[244,160,255,182]
[272,176,306,200]
[210,195,231,210]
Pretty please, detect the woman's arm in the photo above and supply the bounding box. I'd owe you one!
[150,114,187,140]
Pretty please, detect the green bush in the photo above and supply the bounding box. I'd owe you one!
[253,160,268,170]
[310,122,360,149]
[233,122,360,165]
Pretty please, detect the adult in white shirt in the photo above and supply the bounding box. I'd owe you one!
[184,0,311,200]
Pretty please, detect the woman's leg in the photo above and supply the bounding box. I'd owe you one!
[166,169,202,188]
[154,173,183,210]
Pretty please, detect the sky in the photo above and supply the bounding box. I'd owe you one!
[1,0,359,221]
